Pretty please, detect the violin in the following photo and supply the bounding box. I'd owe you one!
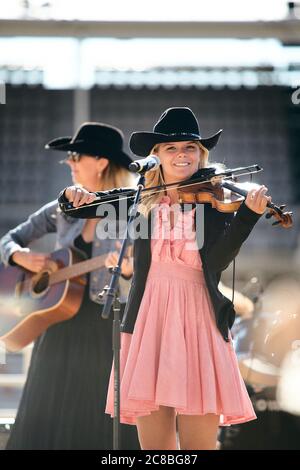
[177,167,293,228]
[61,164,293,228]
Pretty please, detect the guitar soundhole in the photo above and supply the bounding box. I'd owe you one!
[32,272,50,294]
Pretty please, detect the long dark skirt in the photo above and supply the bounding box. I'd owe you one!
[6,287,140,450]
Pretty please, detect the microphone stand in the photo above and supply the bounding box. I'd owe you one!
[99,173,145,451]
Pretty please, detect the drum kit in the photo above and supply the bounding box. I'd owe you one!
[220,275,300,450]
[233,276,300,390]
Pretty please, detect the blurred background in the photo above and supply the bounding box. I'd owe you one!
[0,0,300,450]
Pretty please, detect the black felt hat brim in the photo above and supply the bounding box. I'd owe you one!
[129,129,223,157]
[45,137,132,169]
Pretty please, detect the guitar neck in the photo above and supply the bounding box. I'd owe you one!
[49,253,107,285]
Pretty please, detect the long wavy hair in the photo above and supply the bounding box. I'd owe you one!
[139,141,210,216]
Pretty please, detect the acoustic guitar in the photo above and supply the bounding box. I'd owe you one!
[0,248,115,352]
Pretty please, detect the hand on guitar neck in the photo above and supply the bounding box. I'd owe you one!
[104,241,133,278]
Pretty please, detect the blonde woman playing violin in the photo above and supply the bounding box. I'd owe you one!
[59,107,271,450]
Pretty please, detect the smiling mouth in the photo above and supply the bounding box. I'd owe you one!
[173,162,191,167]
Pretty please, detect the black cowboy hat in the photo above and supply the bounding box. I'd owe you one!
[129,107,222,157]
[45,122,132,169]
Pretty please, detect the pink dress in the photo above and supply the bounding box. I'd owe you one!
[105,196,256,426]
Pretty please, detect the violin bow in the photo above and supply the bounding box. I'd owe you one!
[60,164,263,212]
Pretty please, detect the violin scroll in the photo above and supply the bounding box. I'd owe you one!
[265,204,293,228]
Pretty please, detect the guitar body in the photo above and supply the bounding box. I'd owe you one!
[0,248,87,351]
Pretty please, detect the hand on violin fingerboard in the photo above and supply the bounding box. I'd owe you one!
[245,185,272,215]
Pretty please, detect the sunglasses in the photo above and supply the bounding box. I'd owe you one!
[60,152,101,164]
[59,152,82,164]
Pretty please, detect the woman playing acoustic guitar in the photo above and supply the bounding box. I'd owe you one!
[0,122,139,450]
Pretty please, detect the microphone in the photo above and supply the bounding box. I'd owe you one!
[129,155,160,173]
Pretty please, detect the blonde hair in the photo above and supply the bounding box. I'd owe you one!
[139,141,209,216]
[97,161,136,191]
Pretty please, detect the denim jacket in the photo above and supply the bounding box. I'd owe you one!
[0,200,131,304]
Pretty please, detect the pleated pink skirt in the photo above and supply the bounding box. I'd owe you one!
[105,261,257,426]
